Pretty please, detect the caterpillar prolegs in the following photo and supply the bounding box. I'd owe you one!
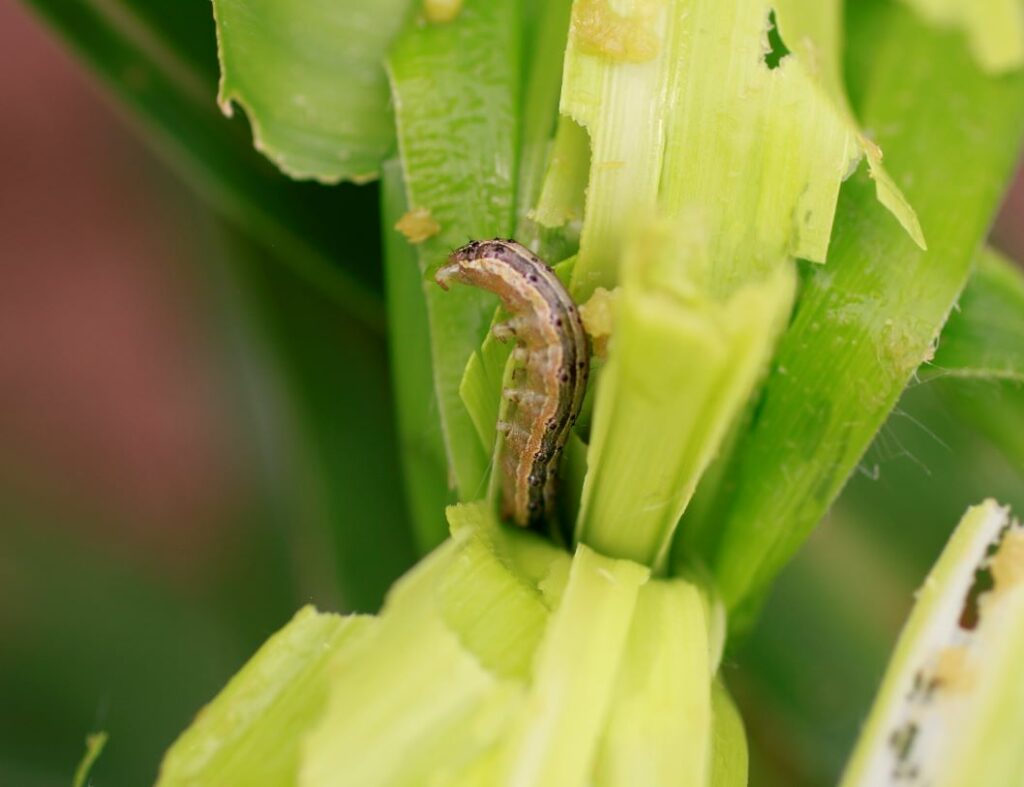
[435,239,590,528]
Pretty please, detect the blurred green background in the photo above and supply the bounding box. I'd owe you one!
[1,2,1022,785]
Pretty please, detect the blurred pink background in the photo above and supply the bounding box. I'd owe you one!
[0,2,251,580]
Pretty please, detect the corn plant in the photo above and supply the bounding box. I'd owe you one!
[29,0,1024,784]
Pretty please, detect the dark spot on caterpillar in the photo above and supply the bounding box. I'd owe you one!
[555,318,563,327]
[529,274,539,282]
[560,372,570,383]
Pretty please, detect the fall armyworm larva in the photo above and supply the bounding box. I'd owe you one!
[435,239,590,527]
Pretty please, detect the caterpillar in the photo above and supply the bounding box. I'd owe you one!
[435,239,590,528]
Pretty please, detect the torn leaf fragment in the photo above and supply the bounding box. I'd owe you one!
[841,499,1024,787]
[558,0,925,299]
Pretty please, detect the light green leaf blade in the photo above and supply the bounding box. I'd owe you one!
[557,0,672,298]
[299,542,514,787]
[382,158,453,552]
[213,0,413,182]
[927,248,1024,383]
[926,249,1024,478]
[652,1,859,292]
[497,544,649,787]
[532,116,591,236]
[901,0,1024,74]
[387,0,523,499]
[559,0,921,300]
[438,503,560,681]
[593,580,712,787]
[577,226,795,568]
[840,500,1024,787]
[301,504,559,786]
[516,0,576,236]
[773,0,925,250]
[514,0,586,264]
[157,607,374,787]
[459,315,513,458]
[702,0,1024,625]
[710,681,749,787]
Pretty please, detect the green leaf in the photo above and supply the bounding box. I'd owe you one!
[900,0,1024,74]
[925,249,1024,478]
[496,544,649,787]
[212,0,413,183]
[382,158,453,552]
[224,233,418,611]
[516,0,575,233]
[300,505,562,786]
[514,0,585,263]
[840,500,1024,787]
[386,0,524,498]
[927,248,1024,383]
[532,116,591,241]
[941,380,1024,480]
[734,374,1024,785]
[438,504,561,681]
[710,681,748,787]
[300,540,515,787]
[700,0,1024,626]
[593,580,712,787]
[23,0,386,328]
[157,607,374,787]
[559,0,922,300]
[773,0,925,250]
[577,225,795,568]
[458,313,514,461]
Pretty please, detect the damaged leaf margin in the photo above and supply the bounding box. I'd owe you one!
[841,499,1024,787]
[555,0,924,300]
[213,0,413,183]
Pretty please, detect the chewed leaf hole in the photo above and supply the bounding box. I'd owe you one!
[763,10,791,70]
[888,721,919,766]
[958,549,999,630]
